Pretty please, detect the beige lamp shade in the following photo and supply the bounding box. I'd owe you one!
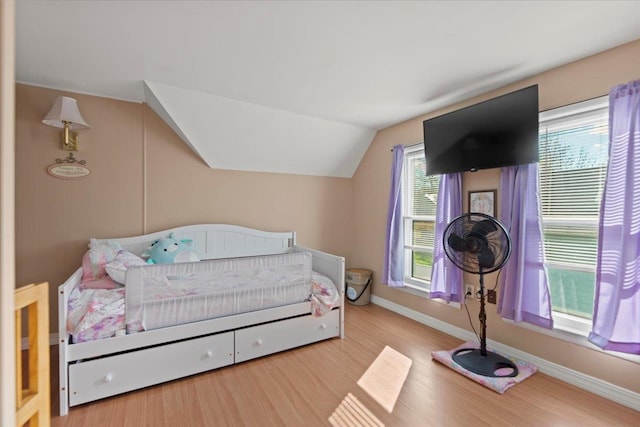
[42,96,90,130]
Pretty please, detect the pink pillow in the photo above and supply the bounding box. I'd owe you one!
[80,276,121,290]
[81,251,97,281]
[81,239,122,281]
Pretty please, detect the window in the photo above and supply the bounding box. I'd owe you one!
[538,97,609,321]
[402,145,441,288]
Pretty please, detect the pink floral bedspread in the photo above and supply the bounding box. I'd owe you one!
[310,272,340,316]
[67,285,126,343]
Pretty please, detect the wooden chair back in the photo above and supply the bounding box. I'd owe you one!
[15,282,50,427]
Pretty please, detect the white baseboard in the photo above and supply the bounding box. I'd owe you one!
[371,295,640,412]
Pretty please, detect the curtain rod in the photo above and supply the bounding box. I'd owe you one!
[391,142,423,152]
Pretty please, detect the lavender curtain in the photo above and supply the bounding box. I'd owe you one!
[383,145,405,287]
[498,164,554,328]
[588,80,640,354]
[429,173,463,302]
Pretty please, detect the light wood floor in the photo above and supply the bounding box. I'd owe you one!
[49,304,639,426]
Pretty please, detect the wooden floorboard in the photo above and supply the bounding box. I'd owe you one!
[50,304,639,426]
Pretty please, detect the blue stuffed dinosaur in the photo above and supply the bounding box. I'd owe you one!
[142,234,200,264]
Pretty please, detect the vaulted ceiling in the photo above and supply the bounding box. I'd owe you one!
[15,1,640,177]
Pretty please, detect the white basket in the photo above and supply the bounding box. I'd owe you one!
[346,268,372,306]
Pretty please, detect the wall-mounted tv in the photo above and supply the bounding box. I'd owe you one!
[423,85,539,176]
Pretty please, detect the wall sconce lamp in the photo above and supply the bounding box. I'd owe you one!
[42,96,90,153]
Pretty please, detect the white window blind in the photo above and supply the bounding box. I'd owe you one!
[538,97,608,318]
[402,145,440,287]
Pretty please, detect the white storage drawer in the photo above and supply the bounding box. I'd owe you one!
[69,331,234,406]
[235,310,339,363]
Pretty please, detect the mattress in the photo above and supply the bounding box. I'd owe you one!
[68,252,339,343]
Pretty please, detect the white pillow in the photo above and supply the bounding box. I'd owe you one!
[105,250,147,284]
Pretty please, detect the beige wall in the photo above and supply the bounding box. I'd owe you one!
[14,84,353,334]
[352,39,640,393]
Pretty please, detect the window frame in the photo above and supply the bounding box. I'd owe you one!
[538,95,608,335]
[401,144,437,291]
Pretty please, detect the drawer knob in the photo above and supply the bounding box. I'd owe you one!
[103,374,113,383]
[256,339,263,346]
[320,323,327,329]
[204,350,213,359]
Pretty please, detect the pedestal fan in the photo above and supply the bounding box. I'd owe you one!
[443,212,518,377]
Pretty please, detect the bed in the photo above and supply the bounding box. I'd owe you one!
[58,224,345,415]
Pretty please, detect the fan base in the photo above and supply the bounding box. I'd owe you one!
[452,348,519,378]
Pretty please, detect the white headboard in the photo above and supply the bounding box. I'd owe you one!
[91,224,296,260]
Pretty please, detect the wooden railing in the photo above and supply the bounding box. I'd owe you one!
[15,282,50,427]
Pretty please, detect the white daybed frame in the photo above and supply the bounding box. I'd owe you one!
[58,224,345,415]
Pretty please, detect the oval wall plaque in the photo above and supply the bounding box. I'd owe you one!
[47,164,91,179]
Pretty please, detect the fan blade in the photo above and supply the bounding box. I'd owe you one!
[471,219,498,237]
[447,233,467,252]
[478,246,496,269]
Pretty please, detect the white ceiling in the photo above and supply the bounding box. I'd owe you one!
[16,1,640,177]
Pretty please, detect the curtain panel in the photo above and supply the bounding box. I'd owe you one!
[498,164,554,328]
[589,79,640,354]
[429,173,463,302]
[383,145,405,287]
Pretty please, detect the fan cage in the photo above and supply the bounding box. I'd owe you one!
[443,213,511,274]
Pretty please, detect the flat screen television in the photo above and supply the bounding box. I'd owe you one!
[422,85,539,176]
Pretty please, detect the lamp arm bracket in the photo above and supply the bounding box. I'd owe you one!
[55,152,87,165]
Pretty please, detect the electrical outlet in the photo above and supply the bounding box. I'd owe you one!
[487,289,497,304]
[465,284,474,298]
